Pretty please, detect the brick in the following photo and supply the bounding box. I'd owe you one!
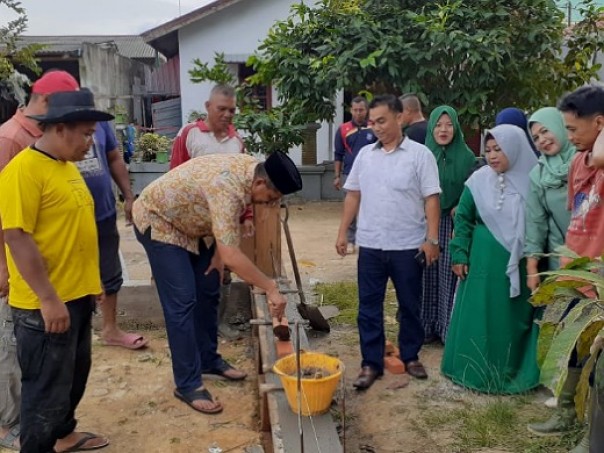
[275,340,294,358]
[384,355,406,375]
[385,340,396,355]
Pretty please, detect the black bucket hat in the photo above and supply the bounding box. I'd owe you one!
[264,151,303,195]
[28,89,114,124]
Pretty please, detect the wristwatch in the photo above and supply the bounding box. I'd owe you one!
[427,238,439,246]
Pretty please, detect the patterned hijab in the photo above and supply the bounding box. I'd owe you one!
[466,125,538,297]
[425,106,476,211]
[528,107,576,189]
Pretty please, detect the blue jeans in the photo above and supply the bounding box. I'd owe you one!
[357,247,424,373]
[135,227,222,394]
[12,297,94,453]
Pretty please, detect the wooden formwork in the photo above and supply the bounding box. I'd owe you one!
[251,288,343,453]
[244,204,343,453]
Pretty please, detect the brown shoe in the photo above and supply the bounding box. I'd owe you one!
[353,366,381,390]
[405,360,428,379]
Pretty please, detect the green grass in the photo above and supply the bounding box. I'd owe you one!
[314,281,399,342]
[316,281,587,452]
[420,396,585,452]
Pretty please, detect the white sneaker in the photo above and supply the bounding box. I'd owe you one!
[544,396,558,408]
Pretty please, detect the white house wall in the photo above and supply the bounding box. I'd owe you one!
[178,0,343,165]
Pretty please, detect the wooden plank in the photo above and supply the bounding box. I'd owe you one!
[240,234,255,264]
[253,204,281,277]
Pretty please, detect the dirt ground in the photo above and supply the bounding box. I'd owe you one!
[0,201,561,453]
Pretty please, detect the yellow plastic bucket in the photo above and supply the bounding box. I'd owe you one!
[273,351,343,416]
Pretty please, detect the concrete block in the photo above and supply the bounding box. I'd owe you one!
[92,279,164,330]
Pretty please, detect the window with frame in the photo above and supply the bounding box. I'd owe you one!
[238,63,272,111]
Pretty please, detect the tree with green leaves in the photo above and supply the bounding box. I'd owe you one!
[0,0,42,81]
[188,53,306,156]
[247,0,604,130]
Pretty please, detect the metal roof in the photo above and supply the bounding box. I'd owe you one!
[18,35,158,60]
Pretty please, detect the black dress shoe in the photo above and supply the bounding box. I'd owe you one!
[405,360,428,379]
[353,366,381,390]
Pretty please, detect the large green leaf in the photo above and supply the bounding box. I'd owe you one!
[575,351,598,421]
[537,322,557,368]
[530,279,586,306]
[540,302,604,396]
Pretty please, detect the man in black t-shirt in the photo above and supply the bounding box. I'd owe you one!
[400,94,428,144]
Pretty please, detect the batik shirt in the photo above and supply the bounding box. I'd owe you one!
[132,154,257,254]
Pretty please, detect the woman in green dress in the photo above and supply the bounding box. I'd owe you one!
[441,124,540,394]
[421,106,476,345]
[525,107,575,290]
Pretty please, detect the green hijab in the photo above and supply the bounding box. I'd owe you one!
[528,107,576,189]
[425,105,476,211]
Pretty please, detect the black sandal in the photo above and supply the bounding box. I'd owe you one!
[202,359,248,381]
[174,388,223,414]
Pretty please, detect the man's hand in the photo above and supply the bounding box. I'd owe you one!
[333,176,342,191]
[420,242,440,266]
[0,266,8,298]
[205,252,225,283]
[40,297,70,333]
[266,285,287,319]
[123,197,134,225]
[592,128,604,168]
[242,219,255,238]
[335,233,348,257]
[452,264,468,280]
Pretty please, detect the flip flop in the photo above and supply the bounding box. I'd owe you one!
[102,332,149,350]
[59,432,109,452]
[174,388,223,415]
[0,424,19,451]
[202,359,247,381]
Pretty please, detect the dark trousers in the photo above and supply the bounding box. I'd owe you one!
[135,227,221,394]
[357,247,424,373]
[12,297,94,453]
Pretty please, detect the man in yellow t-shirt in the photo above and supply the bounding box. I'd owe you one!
[0,90,112,453]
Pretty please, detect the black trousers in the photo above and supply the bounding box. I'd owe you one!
[12,296,95,453]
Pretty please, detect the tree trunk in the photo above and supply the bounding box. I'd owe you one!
[301,122,321,165]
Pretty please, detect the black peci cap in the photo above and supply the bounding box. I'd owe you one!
[264,151,303,195]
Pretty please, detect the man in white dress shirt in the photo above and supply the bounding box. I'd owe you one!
[336,94,441,390]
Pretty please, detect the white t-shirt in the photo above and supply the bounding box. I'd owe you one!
[344,138,441,251]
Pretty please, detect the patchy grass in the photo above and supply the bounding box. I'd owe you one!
[314,281,399,343]
[316,281,588,452]
[419,395,585,453]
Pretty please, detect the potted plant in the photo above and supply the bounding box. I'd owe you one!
[135,132,172,163]
[110,104,128,124]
